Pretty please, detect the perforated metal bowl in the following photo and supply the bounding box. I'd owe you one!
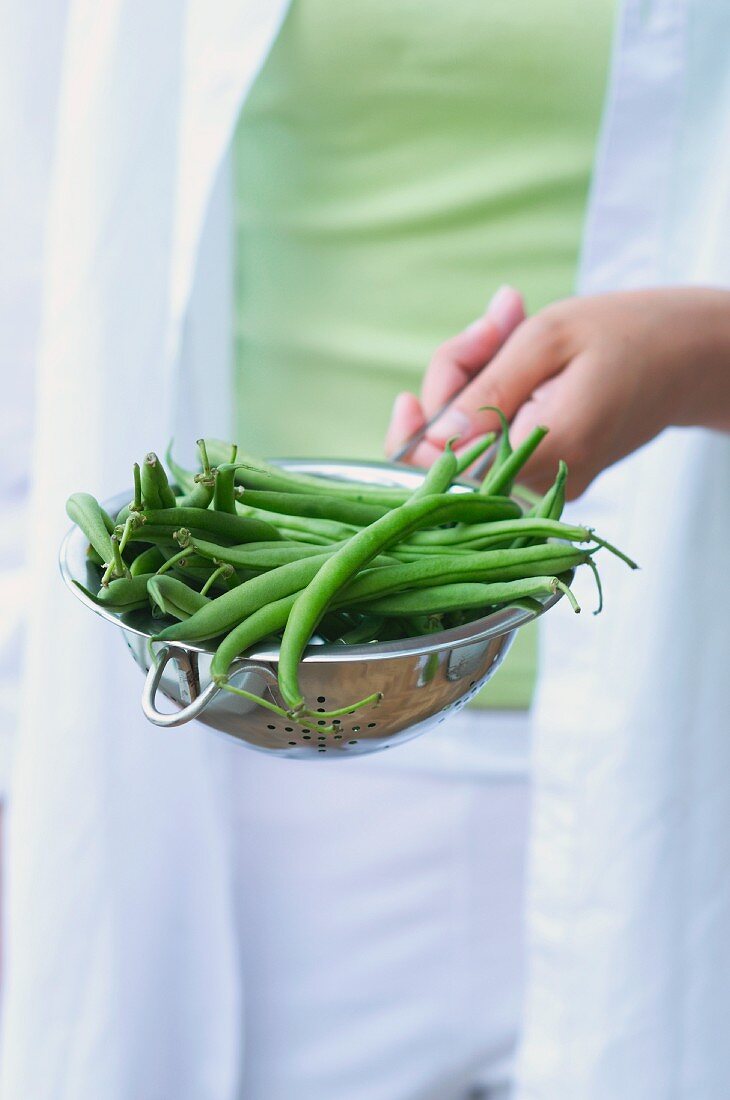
[60,460,567,759]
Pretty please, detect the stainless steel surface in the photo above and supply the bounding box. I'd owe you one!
[60,460,567,759]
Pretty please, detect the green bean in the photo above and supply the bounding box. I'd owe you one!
[411,440,458,498]
[240,489,524,535]
[185,537,330,570]
[132,461,143,512]
[74,573,155,610]
[172,562,242,588]
[236,499,357,543]
[177,472,216,510]
[407,516,586,548]
[213,463,239,515]
[141,453,176,510]
[217,681,296,722]
[67,492,118,567]
[147,575,211,620]
[154,553,334,643]
[454,432,497,477]
[336,615,387,645]
[140,507,280,544]
[148,547,240,589]
[153,530,406,647]
[422,493,521,524]
[480,426,548,497]
[207,593,378,727]
[208,546,587,692]
[392,545,477,562]
[188,536,400,575]
[100,534,131,586]
[115,462,145,528]
[422,519,597,553]
[272,526,341,546]
[546,460,568,521]
[512,461,568,548]
[238,489,389,526]
[200,564,235,597]
[478,407,512,491]
[351,576,579,617]
[339,544,589,605]
[234,462,409,505]
[155,547,195,576]
[113,513,136,556]
[201,441,412,506]
[130,546,166,576]
[123,523,236,547]
[210,594,299,680]
[277,495,573,714]
[401,614,442,636]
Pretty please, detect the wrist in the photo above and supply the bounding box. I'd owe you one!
[664,287,730,431]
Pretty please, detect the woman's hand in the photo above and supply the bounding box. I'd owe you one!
[386,287,730,499]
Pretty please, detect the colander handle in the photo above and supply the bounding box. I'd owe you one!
[141,644,220,727]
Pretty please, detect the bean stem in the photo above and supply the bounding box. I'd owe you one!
[132,462,143,512]
[481,425,549,496]
[200,564,234,597]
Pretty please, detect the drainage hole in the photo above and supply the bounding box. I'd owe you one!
[267,724,276,730]
[317,696,326,703]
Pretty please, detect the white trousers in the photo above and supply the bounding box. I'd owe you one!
[221,731,531,1100]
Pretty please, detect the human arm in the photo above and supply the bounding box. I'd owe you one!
[386,287,730,498]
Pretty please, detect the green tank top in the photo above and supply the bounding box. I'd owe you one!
[233,0,612,708]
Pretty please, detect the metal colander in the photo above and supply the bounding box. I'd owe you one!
[60,459,568,759]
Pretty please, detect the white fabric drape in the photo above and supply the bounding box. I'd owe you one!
[1,0,728,1097]
[516,2,730,1096]
[0,3,287,1097]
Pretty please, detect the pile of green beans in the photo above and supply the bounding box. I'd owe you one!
[67,425,636,725]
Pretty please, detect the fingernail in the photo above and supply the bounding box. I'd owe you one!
[487,285,524,337]
[433,405,472,442]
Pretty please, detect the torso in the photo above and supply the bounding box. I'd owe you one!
[233,0,613,706]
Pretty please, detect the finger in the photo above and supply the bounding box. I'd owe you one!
[407,438,444,469]
[426,307,572,447]
[509,375,564,448]
[507,355,602,498]
[385,392,424,458]
[385,392,453,469]
[421,286,526,418]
